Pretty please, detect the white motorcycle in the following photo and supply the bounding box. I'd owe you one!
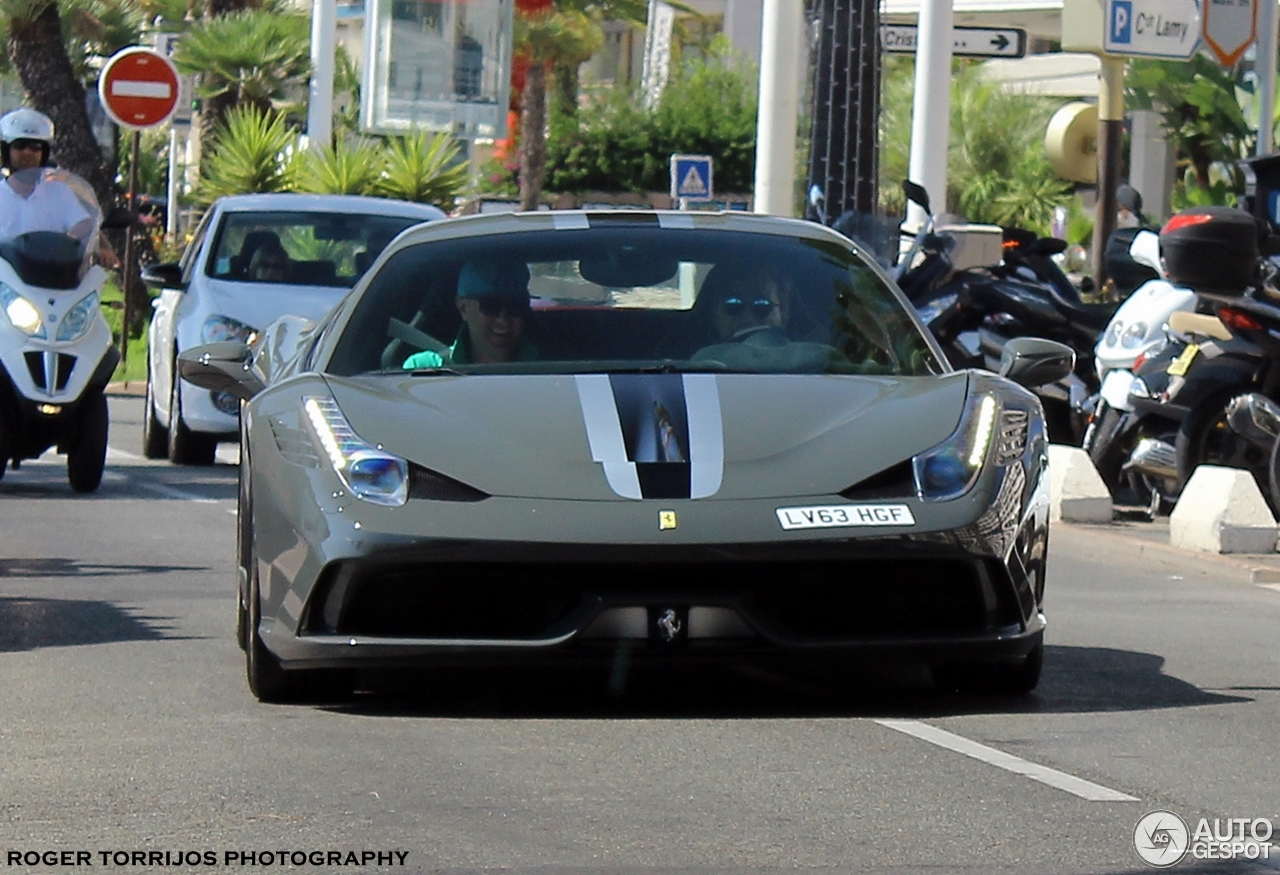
[0,167,125,492]
[1083,226,1196,504]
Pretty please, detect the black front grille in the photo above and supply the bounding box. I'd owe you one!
[305,556,1017,642]
[23,352,44,388]
[20,352,76,391]
[55,353,76,390]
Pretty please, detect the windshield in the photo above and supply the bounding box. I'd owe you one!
[207,210,424,287]
[328,225,946,377]
[0,167,103,284]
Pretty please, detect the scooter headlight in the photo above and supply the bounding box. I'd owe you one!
[55,291,99,342]
[202,314,257,344]
[912,393,998,501]
[1121,321,1148,349]
[1104,320,1123,347]
[0,282,45,338]
[304,396,408,507]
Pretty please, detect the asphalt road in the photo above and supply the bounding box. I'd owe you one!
[0,394,1278,874]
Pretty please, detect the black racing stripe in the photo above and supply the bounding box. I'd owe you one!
[636,463,691,499]
[585,213,662,227]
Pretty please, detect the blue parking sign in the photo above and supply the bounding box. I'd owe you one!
[670,154,713,201]
[1110,0,1133,44]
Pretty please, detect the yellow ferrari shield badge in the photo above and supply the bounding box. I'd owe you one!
[659,510,678,530]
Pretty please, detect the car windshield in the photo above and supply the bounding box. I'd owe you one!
[206,211,421,287]
[328,224,946,377]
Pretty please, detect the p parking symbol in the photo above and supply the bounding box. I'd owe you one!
[1110,0,1133,43]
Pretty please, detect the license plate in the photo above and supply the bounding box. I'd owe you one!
[1166,342,1200,377]
[775,504,916,530]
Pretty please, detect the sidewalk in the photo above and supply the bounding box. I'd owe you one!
[1062,514,1280,584]
[106,381,146,397]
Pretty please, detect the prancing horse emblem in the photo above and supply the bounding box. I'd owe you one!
[657,608,682,642]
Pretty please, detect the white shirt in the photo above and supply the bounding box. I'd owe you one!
[0,173,93,240]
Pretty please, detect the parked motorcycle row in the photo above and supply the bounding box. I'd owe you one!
[828,180,1280,519]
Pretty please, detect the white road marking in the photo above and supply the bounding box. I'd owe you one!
[1258,583,1280,594]
[135,480,220,504]
[875,719,1139,802]
[108,446,143,462]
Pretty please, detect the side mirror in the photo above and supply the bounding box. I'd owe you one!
[101,206,137,230]
[998,337,1075,388]
[140,262,184,290]
[177,342,264,401]
[902,180,931,215]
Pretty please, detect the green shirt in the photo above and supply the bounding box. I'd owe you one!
[402,329,538,369]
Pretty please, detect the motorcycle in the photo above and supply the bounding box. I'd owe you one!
[0,167,127,492]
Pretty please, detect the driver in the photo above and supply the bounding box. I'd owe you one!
[0,108,95,244]
[403,259,538,368]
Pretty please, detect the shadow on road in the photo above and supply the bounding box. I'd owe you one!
[0,596,186,652]
[316,643,1246,720]
[0,557,207,578]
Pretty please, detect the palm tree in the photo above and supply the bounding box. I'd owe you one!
[171,8,310,157]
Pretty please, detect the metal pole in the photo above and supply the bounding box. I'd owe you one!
[307,0,337,149]
[906,0,953,229]
[1257,0,1277,155]
[121,129,141,369]
[166,126,181,240]
[753,0,804,215]
[1090,56,1126,290]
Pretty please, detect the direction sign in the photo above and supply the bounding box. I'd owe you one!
[98,47,181,130]
[1202,0,1257,67]
[880,25,1027,58]
[670,154,713,202]
[1103,0,1201,60]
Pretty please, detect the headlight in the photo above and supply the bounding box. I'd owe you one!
[0,282,45,338]
[1104,320,1123,347]
[55,292,99,342]
[1120,321,1148,349]
[912,393,997,501]
[202,314,257,344]
[304,396,408,507]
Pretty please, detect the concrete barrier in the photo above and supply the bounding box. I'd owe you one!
[1169,465,1279,553]
[1047,444,1113,523]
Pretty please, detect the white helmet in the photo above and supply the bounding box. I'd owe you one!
[0,107,55,145]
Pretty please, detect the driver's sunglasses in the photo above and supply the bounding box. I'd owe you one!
[9,139,43,152]
[475,296,529,318]
[721,296,777,319]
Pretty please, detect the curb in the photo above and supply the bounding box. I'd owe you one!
[106,381,146,397]
[1060,520,1280,586]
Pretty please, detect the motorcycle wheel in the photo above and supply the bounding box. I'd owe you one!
[67,390,108,493]
[1085,402,1126,494]
[1175,391,1272,508]
[141,359,168,459]
[167,365,217,466]
[1267,437,1280,517]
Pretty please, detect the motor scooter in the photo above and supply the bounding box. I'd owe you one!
[0,166,125,492]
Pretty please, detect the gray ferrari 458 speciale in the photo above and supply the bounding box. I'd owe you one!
[179,210,1074,703]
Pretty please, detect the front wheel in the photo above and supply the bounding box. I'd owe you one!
[1175,392,1270,505]
[141,364,168,459]
[933,643,1044,696]
[1085,402,1127,493]
[167,366,217,466]
[66,390,108,493]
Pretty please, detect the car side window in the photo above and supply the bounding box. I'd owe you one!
[179,210,214,285]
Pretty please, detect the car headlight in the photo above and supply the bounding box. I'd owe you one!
[912,393,997,501]
[1120,321,1148,349]
[304,396,408,507]
[0,282,45,338]
[55,292,99,342]
[202,314,257,344]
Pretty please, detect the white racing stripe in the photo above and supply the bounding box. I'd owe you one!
[875,719,1139,802]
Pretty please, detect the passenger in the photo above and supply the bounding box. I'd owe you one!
[705,264,790,341]
[248,239,292,282]
[403,259,538,368]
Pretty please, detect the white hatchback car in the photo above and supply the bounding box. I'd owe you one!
[142,193,444,464]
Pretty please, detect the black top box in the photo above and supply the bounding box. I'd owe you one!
[1159,206,1261,294]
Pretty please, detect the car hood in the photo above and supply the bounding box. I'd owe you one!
[198,278,347,334]
[326,372,970,501]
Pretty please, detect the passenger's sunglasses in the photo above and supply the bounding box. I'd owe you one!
[720,296,777,319]
[9,139,43,152]
[475,296,529,318]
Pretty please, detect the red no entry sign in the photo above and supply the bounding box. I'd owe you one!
[98,47,181,130]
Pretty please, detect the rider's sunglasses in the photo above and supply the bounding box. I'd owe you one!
[475,296,529,318]
[9,139,43,152]
[720,296,777,319]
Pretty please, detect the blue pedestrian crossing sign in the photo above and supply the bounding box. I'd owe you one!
[671,154,714,202]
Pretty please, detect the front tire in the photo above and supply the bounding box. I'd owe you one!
[142,363,168,459]
[933,643,1044,696]
[1175,391,1270,504]
[1085,402,1126,493]
[66,390,108,493]
[246,577,296,703]
[167,366,217,466]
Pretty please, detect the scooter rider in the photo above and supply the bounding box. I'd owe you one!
[0,108,96,240]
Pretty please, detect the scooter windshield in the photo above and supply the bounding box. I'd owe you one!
[0,167,103,288]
